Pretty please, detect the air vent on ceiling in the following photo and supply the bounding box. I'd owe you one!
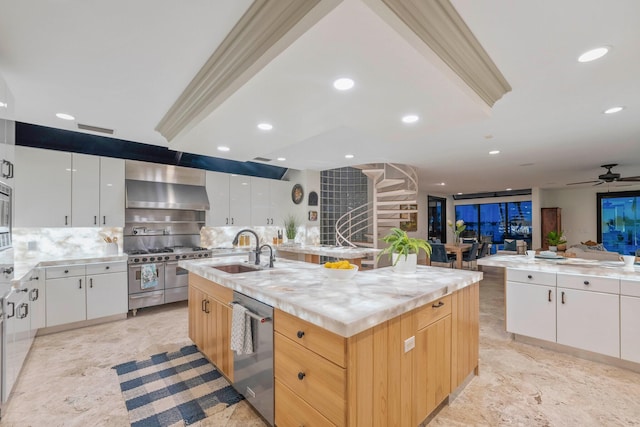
[77,123,114,135]
[253,157,272,162]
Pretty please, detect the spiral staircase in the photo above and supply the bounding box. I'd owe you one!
[335,163,418,268]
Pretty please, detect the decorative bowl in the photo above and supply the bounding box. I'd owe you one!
[323,264,359,280]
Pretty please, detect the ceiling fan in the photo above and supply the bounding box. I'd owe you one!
[567,164,640,186]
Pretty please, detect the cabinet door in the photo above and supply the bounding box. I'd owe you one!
[71,153,100,226]
[28,268,46,331]
[99,157,125,226]
[506,281,556,342]
[229,174,251,226]
[14,146,72,227]
[212,299,233,380]
[251,177,271,226]
[46,276,86,326]
[415,315,451,422]
[621,296,640,363]
[205,171,230,226]
[269,179,291,228]
[557,288,619,357]
[188,286,208,350]
[86,272,127,319]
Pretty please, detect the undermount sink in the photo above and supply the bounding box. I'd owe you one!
[212,264,262,274]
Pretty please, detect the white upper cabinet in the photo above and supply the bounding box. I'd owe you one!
[250,177,291,227]
[15,146,72,227]
[206,171,251,227]
[229,174,251,226]
[0,119,15,184]
[15,146,124,227]
[269,179,291,228]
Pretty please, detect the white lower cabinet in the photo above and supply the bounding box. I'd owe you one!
[506,281,556,342]
[621,278,640,363]
[45,261,127,328]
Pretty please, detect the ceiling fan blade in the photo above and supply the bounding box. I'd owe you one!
[566,180,601,186]
[618,176,640,182]
[593,181,605,186]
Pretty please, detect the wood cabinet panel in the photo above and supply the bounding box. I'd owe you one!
[415,295,451,329]
[275,379,335,427]
[541,207,561,250]
[275,309,346,367]
[451,282,480,391]
[416,315,451,422]
[189,273,233,303]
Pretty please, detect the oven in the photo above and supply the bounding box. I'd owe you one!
[165,261,189,303]
[127,262,165,312]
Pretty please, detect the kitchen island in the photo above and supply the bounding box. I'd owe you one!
[274,244,380,268]
[180,255,482,426]
[478,254,640,371]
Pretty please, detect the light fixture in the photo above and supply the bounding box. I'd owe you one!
[277,157,286,161]
[578,46,609,63]
[489,150,500,155]
[506,188,512,191]
[437,182,446,186]
[333,78,354,91]
[345,154,354,159]
[217,146,230,152]
[457,192,463,195]
[401,115,419,124]
[56,113,75,120]
[604,106,624,114]
[257,122,273,131]
[0,101,7,108]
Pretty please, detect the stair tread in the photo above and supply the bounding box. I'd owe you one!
[377,200,417,206]
[377,209,418,214]
[376,178,405,189]
[377,189,416,197]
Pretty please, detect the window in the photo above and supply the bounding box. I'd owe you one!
[598,191,640,256]
[427,196,446,242]
[455,201,532,246]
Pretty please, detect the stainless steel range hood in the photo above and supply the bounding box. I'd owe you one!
[125,179,210,210]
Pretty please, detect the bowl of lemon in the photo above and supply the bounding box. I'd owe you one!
[323,260,359,280]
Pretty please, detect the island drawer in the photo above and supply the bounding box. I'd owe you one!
[86,261,126,275]
[46,264,86,279]
[416,295,452,329]
[507,269,556,286]
[275,332,346,426]
[275,379,335,427]
[621,279,640,297]
[557,273,619,294]
[188,273,233,303]
[274,309,346,367]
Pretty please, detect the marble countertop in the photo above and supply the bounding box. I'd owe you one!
[180,255,482,337]
[478,254,640,279]
[274,244,380,259]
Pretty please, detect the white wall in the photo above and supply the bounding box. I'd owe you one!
[281,168,321,243]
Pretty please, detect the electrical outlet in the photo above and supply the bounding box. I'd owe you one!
[404,336,415,353]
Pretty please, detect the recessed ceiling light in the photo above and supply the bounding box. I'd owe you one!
[333,78,354,91]
[401,115,419,124]
[438,182,446,186]
[276,157,286,161]
[578,46,609,63]
[241,182,248,186]
[56,113,75,120]
[345,154,354,159]
[457,192,463,195]
[0,101,7,108]
[217,146,230,152]
[489,150,500,155]
[603,106,624,114]
[257,122,273,131]
[484,134,493,139]
[506,188,512,191]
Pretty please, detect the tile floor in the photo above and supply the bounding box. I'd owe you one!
[2,267,640,426]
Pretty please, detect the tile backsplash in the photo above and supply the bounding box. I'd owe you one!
[13,227,123,259]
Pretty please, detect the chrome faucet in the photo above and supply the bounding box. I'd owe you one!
[232,229,261,265]
[259,244,276,268]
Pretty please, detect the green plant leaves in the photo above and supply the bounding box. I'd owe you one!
[377,227,432,265]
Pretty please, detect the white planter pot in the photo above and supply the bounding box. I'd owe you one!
[549,246,557,252]
[392,253,417,273]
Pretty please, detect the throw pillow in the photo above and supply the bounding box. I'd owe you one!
[586,243,607,251]
[504,240,516,251]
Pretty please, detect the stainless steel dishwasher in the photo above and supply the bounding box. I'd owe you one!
[231,291,274,426]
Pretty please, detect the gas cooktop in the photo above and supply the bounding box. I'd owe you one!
[126,247,212,264]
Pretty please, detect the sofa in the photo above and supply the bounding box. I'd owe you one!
[564,243,621,261]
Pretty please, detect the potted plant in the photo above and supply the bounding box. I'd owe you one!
[447,219,466,245]
[377,228,432,273]
[546,230,566,252]
[283,215,299,243]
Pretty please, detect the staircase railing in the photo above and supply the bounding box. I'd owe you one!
[335,201,373,247]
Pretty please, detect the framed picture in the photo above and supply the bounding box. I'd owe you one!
[399,204,418,232]
[291,184,304,204]
[308,210,318,221]
[308,191,318,206]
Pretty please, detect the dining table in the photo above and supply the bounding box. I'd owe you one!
[444,243,473,269]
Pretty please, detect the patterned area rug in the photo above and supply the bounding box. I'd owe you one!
[112,345,244,426]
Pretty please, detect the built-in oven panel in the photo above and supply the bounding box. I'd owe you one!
[164,287,188,304]
[165,261,188,289]
[128,263,165,294]
[128,290,165,310]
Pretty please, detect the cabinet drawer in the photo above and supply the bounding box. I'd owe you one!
[189,273,232,304]
[557,273,619,294]
[46,265,86,279]
[416,295,452,330]
[274,309,346,367]
[275,332,346,426]
[86,261,126,275]
[275,379,335,427]
[621,279,640,297]
[507,269,556,286]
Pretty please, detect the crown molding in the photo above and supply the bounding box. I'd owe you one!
[376,0,511,107]
[156,0,341,143]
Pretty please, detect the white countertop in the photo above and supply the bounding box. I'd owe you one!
[274,244,380,259]
[180,255,482,337]
[478,254,640,279]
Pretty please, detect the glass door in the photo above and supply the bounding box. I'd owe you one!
[428,196,446,243]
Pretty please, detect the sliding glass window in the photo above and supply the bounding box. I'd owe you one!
[598,191,640,256]
[455,201,532,245]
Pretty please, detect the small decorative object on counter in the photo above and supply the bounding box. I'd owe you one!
[377,228,432,273]
[283,215,298,243]
[447,219,466,245]
[546,230,566,252]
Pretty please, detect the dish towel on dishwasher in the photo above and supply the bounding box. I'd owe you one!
[140,263,158,289]
[230,303,253,355]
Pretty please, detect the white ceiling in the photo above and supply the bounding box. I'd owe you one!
[1,0,639,195]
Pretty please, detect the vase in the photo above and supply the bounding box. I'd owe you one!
[549,245,557,252]
[392,253,417,273]
[454,235,461,246]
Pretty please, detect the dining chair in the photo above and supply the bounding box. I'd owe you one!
[461,242,479,270]
[477,242,490,259]
[429,243,453,268]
